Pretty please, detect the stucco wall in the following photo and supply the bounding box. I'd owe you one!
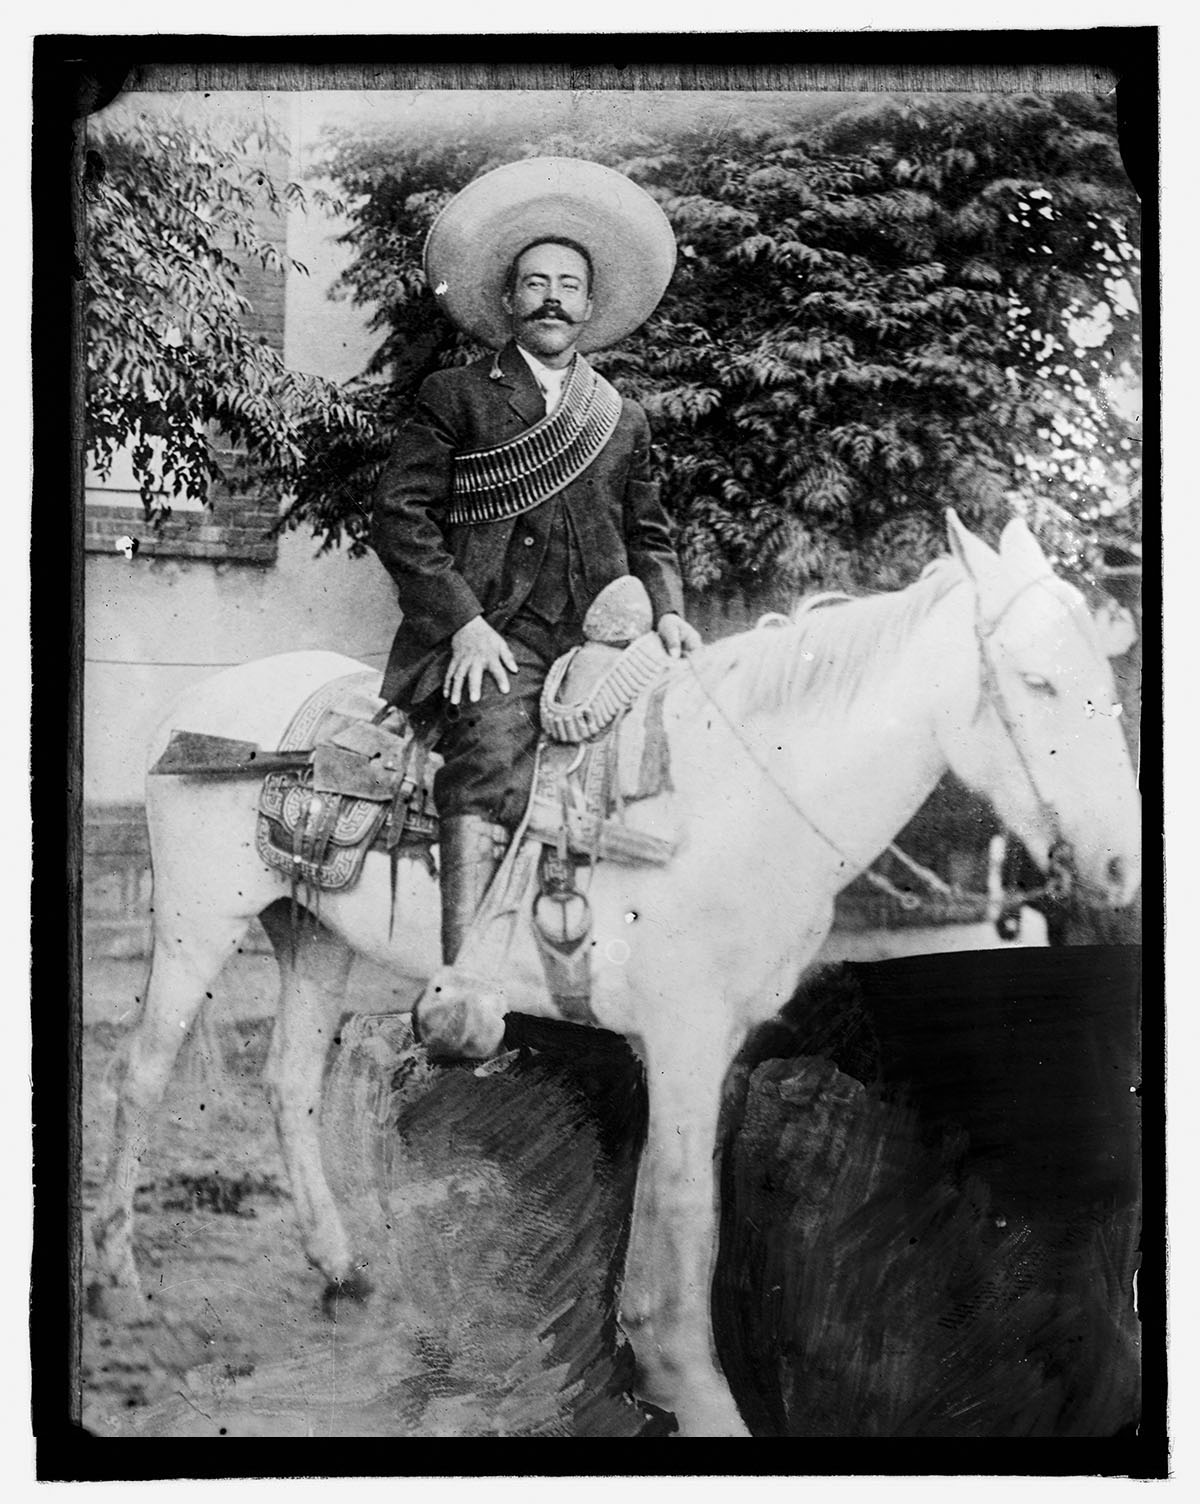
[84,532,398,805]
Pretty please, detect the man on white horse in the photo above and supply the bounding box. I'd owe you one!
[371,158,701,995]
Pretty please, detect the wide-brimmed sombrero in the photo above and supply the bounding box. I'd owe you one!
[424,157,677,353]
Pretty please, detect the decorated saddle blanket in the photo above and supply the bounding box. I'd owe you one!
[526,574,679,862]
[525,670,676,864]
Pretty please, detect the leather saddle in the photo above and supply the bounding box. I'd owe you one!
[253,677,440,895]
[151,579,678,896]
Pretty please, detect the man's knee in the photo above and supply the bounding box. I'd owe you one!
[433,682,545,826]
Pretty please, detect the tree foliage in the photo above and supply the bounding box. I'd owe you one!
[85,92,1141,601]
[84,102,371,514]
[309,92,1140,598]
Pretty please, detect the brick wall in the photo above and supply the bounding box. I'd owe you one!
[84,492,280,563]
[84,124,289,566]
[83,806,155,960]
[231,133,288,353]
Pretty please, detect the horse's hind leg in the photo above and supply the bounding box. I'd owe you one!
[88,907,249,1319]
[258,902,361,1305]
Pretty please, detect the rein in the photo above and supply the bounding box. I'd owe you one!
[683,574,1081,923]
[972,576,1078,907]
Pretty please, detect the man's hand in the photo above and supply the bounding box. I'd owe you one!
[444,615,519,705]
[657,612,703,660]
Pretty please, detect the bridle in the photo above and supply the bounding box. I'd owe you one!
[971,574,1077,906]
[685,567,1084,916]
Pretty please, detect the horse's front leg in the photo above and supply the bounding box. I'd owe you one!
[259,906,363,1307]
[620,1021,751,1438]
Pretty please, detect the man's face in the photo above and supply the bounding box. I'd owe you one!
[502,242,594,366]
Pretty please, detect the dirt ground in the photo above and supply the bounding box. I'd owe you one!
[81,915,1141,1444]
[80,997,665,1438]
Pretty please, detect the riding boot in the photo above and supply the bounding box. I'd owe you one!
[438,814,508,964]
[414,814,510,1061]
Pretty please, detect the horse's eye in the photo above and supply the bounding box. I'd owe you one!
[1022,673,1057,697]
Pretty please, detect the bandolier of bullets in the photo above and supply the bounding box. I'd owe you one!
[447,359,623,526]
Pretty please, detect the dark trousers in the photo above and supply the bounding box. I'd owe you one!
[431,613,582,829]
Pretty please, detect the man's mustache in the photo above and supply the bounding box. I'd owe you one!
[525,305,573,324]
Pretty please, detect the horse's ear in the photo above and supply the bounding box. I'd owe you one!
[1093,598,1138,658]
[999,515,1053,580]
[945,509,999,585]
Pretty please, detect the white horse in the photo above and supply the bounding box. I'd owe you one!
[88,513,1140,1437]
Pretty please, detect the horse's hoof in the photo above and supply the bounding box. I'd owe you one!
[669,1399,752,1437]
[320,1269,373,1317]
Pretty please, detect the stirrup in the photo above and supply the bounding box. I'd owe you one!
[416,823,542,1061]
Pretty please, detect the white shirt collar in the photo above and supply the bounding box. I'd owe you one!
[515,344,572,414]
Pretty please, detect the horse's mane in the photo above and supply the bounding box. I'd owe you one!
[684,556,967,722]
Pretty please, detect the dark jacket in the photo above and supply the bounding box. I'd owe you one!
[371,341,685,708]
